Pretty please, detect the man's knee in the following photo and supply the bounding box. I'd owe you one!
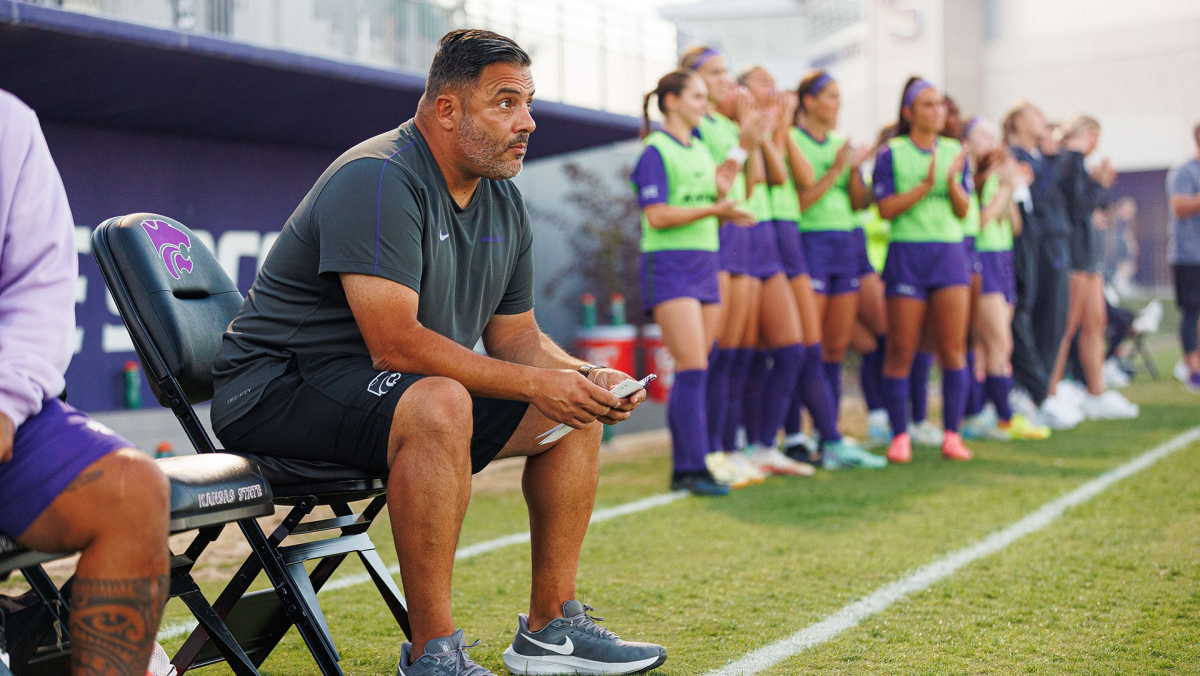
[390,377,474,468]
[102,449,171,529]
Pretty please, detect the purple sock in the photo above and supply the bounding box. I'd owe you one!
[722,348,754,451]
[668,368,709,472]
[942,367,968,433]
[798,343,841,442]
[910,351,933,423]
[883,376,910,435]
[742,350,769,447]
[965,352,986,417]
[860,337,886,411]
[823,361,843,421]
[783,345,810,436]
[706,347,734,453]
[986,374,1014,422]
[757,344,805,447]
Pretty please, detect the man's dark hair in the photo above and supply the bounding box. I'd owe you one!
[424,29,531,100]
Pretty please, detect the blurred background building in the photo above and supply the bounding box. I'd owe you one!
[1,0,1196,411]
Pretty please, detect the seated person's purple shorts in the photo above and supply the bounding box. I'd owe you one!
[802,230,862,295]
[774,220,808,279]
[0,398,133,538]
[978,250,1017,304]
[641,249,721,313]
[744,221,784,280]
[882,241,971,301]
[718,224,750,277]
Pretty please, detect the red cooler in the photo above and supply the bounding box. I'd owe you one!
[639,324,675,403]
[574,325,637,378]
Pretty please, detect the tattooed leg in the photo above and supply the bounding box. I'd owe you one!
[17,448,171,676]
[70,575,170,676]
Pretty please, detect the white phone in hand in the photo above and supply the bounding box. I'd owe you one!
[537,374,657,445]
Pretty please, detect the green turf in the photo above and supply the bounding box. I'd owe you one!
[145,346,1200,674]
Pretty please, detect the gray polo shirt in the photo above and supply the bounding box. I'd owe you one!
[211,120,534,432]
[1168,158,1200,265]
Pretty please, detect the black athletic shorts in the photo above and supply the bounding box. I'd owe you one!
[1174,264,1200,312]
[216,353,529,475]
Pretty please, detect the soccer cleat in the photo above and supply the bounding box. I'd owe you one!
[670,471,730,497]
[998,414,1051,441]
[886,433,912,464]
[1081,390,1139,420]
[727,451,767,484]
[866,409,891,446]
[503,600,667,675]
[822,438,887,469]
[397,630,494,676]
[783,431,817,453]
[961,413,1010,442]
[749,446,815,477]
[941,431,973,461]
[909,420,944,447]
[704,452,749,489]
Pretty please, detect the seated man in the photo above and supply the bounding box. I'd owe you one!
[0,89,171,675]
[211,29,665,676]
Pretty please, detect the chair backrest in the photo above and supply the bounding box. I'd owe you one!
[92,213,244,409]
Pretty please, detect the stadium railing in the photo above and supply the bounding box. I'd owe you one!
[89,213,410,675]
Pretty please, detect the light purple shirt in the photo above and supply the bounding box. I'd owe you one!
[0,89,77,429]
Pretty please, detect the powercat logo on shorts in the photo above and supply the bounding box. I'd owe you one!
[140,219,194,280]
[368,371,403,396]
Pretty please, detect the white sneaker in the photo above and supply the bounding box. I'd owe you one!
[1175,360,1190,383]
[910,420,944,447]
[962,412,1009,441]
[1081,390,1139,420]
[728,450,768,484]
[749,447,815,477]
[1056,380,1087,407]
[148,642,178,676]
[1039,395,1083,430]
[1103,359,1131,389]
[705,452,747,488]
[1010,387,1039,418]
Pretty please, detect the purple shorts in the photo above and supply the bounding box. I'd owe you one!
[641,249,721,313]
[979,249,1017,304]
[802,230,862,295]
[0,398,133,538]
[883,241,971,301]
[745,221,784,280]
[774,220,808,278]
[718,224,750,276]
[963,236,983,276]
[854,227,875,277]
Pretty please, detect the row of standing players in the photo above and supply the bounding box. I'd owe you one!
[631,47,1093,496]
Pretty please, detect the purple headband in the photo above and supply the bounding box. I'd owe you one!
[902,78,933,108]
[962,115,982,139]
[809,72,834,96]
[689,48,722,71]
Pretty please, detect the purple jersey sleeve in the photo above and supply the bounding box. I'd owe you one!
[631,145,669,209]
[872,146,896,200]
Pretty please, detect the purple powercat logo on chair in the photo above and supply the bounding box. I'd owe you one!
[139,219,194,280]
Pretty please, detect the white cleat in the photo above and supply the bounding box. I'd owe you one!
[728,450,768,484]
[750,447,815,477]
[1081,390,1139,420]
[1039,394,1083,430]
[910,420,944,447]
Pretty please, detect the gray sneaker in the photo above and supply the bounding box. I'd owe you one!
[398,629,495,676]
[502,600,666,675]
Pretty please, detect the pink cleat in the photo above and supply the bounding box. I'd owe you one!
[941,431,973,461]
[886,433,912,464]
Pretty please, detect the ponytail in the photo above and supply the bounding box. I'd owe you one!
[895,76,928,137]
[641,70,698,140]
[796,69,833,111]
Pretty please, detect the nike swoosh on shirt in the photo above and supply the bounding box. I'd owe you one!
[522,634,574,655]
[439,230,450,241]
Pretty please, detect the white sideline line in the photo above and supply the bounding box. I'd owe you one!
[706,425,1200,676]
[156,490,687,641]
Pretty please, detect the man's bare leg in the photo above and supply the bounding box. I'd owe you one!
[385,377,476,659]
[18,449,171,676]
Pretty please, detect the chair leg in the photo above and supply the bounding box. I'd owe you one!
[172,575,259,676]
[358,548,411,639]
[1135,335,1160,379]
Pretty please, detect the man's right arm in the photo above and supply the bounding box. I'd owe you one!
[1170,167,1200,219]
[341,273,619,429]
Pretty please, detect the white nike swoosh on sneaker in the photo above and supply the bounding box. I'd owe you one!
[439,230,450,241]
[521,634,574,655]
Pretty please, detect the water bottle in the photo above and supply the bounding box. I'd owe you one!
[610,293,626,326]
[581,293,597,328]
[123,360,141,409]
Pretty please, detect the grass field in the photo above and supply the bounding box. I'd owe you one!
[133,342,1200,675]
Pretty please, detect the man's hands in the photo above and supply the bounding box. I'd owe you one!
[587,368,649,425]
[0,410,13,463]
[529,369,634,430]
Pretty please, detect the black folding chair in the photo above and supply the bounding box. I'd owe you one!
[1,453,274,675]
[91,213,410,675]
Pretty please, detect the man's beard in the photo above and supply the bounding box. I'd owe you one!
[458,112,529,180]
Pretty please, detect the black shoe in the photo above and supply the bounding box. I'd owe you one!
[785,443,823,467]
[670,471,731,496]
